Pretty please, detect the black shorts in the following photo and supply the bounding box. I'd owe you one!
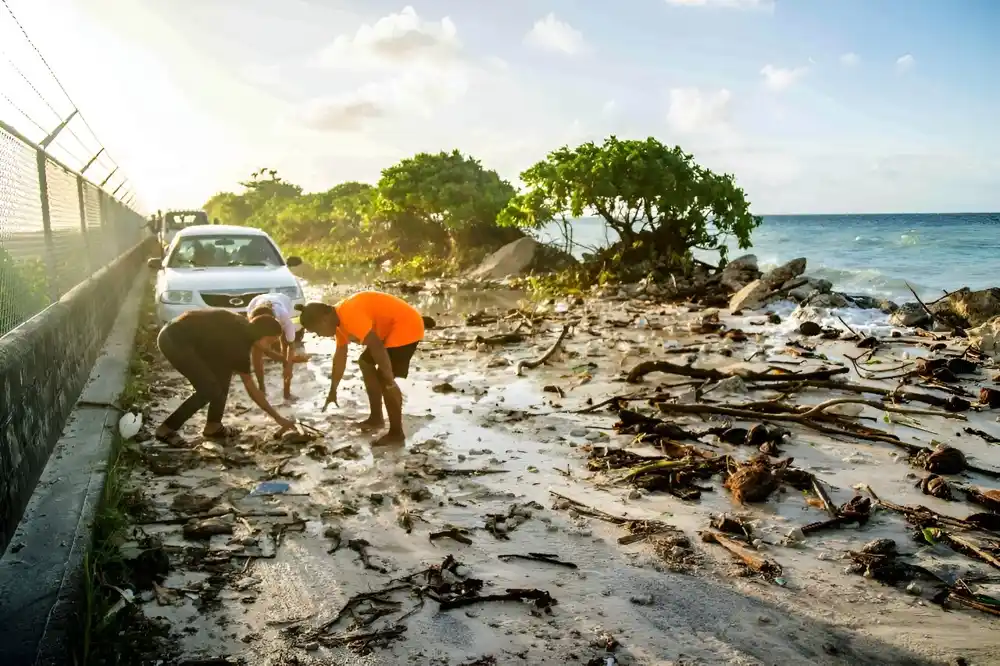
[358,342,418,379]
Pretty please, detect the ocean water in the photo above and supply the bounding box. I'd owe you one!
[539,213,1000,304]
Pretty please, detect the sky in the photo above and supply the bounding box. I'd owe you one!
[1,0,998,214]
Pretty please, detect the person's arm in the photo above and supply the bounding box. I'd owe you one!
[324,343,348,410]
[238,373,293,428]
[252,346,266,393]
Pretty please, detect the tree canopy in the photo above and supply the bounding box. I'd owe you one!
[499,136,761,265]
[374,150,520,258]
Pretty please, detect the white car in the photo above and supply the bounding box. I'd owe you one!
[149,225,306,324]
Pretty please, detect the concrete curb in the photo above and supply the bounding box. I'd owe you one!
[0,270,148,666]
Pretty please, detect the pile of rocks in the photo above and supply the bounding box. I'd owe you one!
[726,256,851,312]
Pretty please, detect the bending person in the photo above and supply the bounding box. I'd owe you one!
[246,292,308,400]
[155,308,296,445]
[298,292,424,445]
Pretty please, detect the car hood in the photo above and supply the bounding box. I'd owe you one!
[158,266,299,292]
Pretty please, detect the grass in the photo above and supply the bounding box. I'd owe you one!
[76,280,161,665]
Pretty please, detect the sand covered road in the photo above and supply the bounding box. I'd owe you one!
[112,287,1000,666]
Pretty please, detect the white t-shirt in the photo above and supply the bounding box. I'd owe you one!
[246,293,297,343]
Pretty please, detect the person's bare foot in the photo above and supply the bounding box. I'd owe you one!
[372,429,405,446]
[355,416,385,431]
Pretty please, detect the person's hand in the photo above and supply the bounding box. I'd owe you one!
[291,353,310,363]
[275,415,296,432]
[323,386,339,411]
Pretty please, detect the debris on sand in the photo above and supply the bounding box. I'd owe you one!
[701,531,782,582]
[484,501,544,540]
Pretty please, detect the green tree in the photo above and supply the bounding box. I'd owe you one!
[275,182,375,243]
[500,136,761,267]
[375,150,521,262]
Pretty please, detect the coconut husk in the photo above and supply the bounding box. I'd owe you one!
[924,446,967,475]
[964,487,1000,513]
[919,474,953,500]
[724,460,779,504]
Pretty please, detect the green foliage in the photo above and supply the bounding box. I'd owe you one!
[203,153,525,279]
[374,150,521,262]
[500,136,761,265]
[0,250,50,335]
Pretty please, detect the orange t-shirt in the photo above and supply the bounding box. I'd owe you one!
[334,291,424,348]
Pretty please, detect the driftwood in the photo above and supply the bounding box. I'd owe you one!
[701,531,782,580]
[626,360,848,384]
[654,399,950,454]
[792,379,969,411]
[498,553,578,569]
[517,324,571,377]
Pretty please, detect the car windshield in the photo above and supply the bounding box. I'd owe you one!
[166,235,284,268]
[164,212,207,231]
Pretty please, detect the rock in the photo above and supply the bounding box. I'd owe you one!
[729,279,771,312]
[629,594,655,606]
[906,582,922,596]
[861,538,897,555]
[798,321,823,336]
[761,257,807,289]
[720,255,762,292]
[788,284,819,302]
[468,237,576,280]
[767,313,781,324]
[889,302,931,328]
[809,292,850,309]
[969,316,1000,359]
[934,287,1000,327]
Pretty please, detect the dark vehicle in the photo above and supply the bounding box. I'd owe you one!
[159,210,209,247]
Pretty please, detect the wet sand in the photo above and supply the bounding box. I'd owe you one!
[122,285,1000,665]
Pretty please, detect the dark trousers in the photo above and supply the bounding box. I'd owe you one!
[158,325,233,431]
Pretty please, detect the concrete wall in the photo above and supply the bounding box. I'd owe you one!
[0,237,155,553]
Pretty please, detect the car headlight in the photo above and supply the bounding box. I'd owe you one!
[160,290,194,304]
[276,285,301,299]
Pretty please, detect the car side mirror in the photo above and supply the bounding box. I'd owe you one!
[286,256,302,268]
[147,257,162,269]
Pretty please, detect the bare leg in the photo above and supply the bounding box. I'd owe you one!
[374,384,405,446]
[355,361,385,429]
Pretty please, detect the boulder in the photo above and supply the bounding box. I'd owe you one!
[931,287,1000,328]
[890,302,931,328]
[719,254,762,293]
[847,295,899,313]
[468,237,575,280]
[761,258,807,290]
[785,277,834,303]
[808,292,850,309]
[969,316,1000,359]
[729,279,771,312]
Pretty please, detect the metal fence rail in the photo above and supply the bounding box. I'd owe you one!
[0,119,146,338]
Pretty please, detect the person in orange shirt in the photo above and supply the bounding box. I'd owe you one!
[297,292,424,445]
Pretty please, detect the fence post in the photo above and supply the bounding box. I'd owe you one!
[36,148,59,302]
[76,174,90,276]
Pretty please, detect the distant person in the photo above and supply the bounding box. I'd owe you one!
[246,293,309,400]
[298,292,424,445]
[154,309,296,445]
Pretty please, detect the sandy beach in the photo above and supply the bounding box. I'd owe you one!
[100,273,1000,666]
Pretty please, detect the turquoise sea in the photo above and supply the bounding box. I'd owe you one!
[541,213,1000,304]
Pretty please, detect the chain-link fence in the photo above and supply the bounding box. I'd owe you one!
[0,119,146,338]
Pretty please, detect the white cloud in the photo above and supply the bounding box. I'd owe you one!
[524,13,585,56]
[840,52,860,67]
[896,53,915,73]
[305,7,476,132]
[664,0,775,11]
[760,64,808,91]
[667,88,733,135]
[300,65,469,132]
[317,6,459,68]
